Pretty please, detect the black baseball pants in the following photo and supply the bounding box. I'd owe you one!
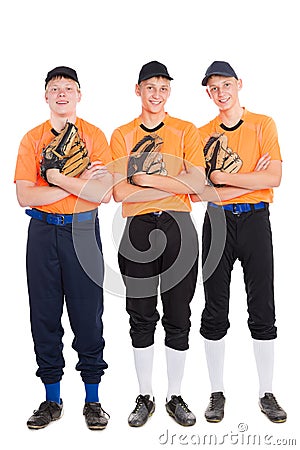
[118,211,199,351]
[200,204,277,341]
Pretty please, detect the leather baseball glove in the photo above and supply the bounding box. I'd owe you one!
[40,122,90,184]
[204,132,242,185]
[127,133,167,185]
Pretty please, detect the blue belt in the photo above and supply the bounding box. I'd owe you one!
[25,208,94,225]
[208,201,267,215]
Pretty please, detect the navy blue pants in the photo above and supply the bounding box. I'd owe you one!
[26,210,108,384]
[118,211,199,351]
[200,204,277,341]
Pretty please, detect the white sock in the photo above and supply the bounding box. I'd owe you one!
[133,345,154,397]
[165,346,187,402]
[204,338,225,393]
[253,339,274,398]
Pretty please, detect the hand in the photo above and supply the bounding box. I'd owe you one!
[209,170,225,185]
[80,161,109,180]
[46,168,61,185]
[131,172,150,187]
[254,153,271,171]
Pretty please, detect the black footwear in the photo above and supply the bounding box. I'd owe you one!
[165,395,196,426]
[128,395,155,427]
[27,400,63,429]
[205,392,225,422]
[259,393,287,423]
[83,402,110,430]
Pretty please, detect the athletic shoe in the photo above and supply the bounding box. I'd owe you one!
[27,400,63,429]
[165,395,196,426]
[259,393,287,423]
[205,392,225,422]
[128,394,155,427]
[83,402,110,430]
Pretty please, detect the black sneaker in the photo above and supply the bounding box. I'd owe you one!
[165,395,196,426]
[205,392,225,422]
[27,400,63,429]
[259,393,287,423]
[128,394,155,427]
[83,402,110,430]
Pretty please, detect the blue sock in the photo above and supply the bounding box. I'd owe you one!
[84,383,99,403]
[44,382,61,404]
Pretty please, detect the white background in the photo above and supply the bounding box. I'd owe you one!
[1,0,299,448]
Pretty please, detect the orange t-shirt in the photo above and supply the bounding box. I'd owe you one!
[199,108,282,204]
[111,114,205,217]
[14,118,112,214]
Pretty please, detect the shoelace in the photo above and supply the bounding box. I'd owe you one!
[209,394,221,409]
[101,408,110,419]
[176,396,190,413]
[265,394,280,409]
[132,396,148,414]
[32,401,58,418]
[86,403,110,419]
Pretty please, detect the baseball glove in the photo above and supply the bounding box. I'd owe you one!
[204,133,242,185]
[40,122,90,184]
[127,133,167,185]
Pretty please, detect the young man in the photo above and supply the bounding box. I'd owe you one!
[111,61,206,427]
[197,61,287,423]
[14,66,112,430]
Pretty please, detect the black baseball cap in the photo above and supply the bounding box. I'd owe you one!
[138,61,173,84]
[202,61,238,86]
[45,66,80,89]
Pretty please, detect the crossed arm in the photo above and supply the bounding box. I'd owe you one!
[16,161,113,207]
[132,164,206,195]
[113,163,206,203]
[210,159,282,190]
[191,153,281,203]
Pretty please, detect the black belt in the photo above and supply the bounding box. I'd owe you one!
[25,208,95,226]
[208,202,267,215]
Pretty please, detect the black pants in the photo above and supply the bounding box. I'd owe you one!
[200,204,277,341]
[26,211,108,384]
[118,211,199,351]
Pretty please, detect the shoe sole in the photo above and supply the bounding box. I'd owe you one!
[205,417,223,423]
[87,424,108,430]
[128,404,155,427]
[27,424,48,430]
[27,411,63,430]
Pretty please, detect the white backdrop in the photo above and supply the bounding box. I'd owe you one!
[1,1,299,449]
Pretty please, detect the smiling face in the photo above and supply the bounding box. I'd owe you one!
[206,75,242,112]
[45,77,81,119]
[135,76,171,117]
